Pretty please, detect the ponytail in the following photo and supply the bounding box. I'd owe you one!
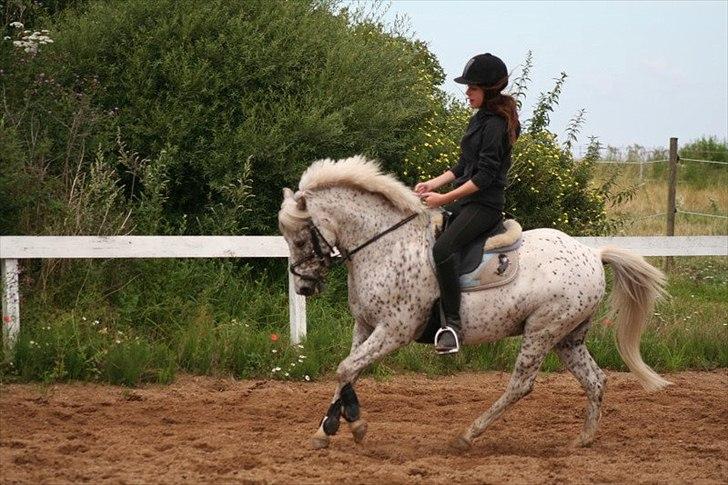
[484,92,520,147]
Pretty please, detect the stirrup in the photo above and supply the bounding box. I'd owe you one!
[434,326,460,355]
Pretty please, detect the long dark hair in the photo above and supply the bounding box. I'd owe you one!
[483,81,520,147]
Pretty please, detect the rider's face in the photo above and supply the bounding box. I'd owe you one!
[465,85,485,109]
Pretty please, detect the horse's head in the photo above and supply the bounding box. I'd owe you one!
[278,187,336,296]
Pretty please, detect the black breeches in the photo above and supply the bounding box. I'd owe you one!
[433,204,502,266]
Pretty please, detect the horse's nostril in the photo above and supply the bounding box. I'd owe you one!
[299,286,313,296]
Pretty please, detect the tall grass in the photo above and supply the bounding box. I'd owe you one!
[594,161,727,236]
[2,254,725,386]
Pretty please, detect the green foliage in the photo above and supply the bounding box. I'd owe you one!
[510,50,533,111]
[526,72,568,134]
[2,257,725,386]
[17,0,437,234]
[5,312,175,385]
[508,131,612,234]
[677,136,728,186]
[680,136,728,163]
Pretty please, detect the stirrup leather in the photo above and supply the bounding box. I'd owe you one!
[434,326,460,355]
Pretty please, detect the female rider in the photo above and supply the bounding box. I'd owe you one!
[415,53,521,354]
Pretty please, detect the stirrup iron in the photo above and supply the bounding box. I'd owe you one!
[434,326,460,355]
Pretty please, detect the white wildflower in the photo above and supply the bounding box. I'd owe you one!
[290,362,296,367]
[304,375,311,381]
[284,372,290,377]
[271,349,277,353]
[82,317,87,321]
[3,36,10,41]
[9,22,23,29]
[115,339,121,344]
[298,358,303,363]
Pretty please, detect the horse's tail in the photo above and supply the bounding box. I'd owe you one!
[599,246,671,391]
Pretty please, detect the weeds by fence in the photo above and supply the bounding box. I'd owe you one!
[580,137,728,238]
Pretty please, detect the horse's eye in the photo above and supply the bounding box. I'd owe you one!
[294,240,305,248]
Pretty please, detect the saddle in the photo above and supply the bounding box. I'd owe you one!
[416,212,522,344]
[428,211,522,291]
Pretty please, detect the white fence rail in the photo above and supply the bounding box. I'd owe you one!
[1,235,727,352]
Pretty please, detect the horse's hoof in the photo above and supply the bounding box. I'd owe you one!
[349,419,368,444]
[570,433,594,449]
[311,435,330,450]
[450,435,472,451]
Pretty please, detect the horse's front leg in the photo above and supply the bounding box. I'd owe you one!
[311,320,372,449]
[310,323,406,449]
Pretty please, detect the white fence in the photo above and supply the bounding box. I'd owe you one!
[1,235,727,352]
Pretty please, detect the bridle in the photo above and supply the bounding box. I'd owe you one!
[289,213,419,281]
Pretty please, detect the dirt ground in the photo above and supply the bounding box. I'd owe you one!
[1,371,726,484]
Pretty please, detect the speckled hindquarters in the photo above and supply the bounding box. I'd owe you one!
[460,228,605,344]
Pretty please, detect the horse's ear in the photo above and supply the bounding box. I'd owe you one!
[282,187,294,199]
[294,192,307,211]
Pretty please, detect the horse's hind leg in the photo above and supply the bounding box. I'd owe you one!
[554,320,606,447]
[453,329,555,450]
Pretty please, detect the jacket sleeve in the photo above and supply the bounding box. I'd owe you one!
[450,154,467,178]
[470,117,507,189]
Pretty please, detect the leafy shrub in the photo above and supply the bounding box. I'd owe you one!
[24,0,440,234]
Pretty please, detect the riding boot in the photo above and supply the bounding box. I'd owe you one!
[434,254,463,354]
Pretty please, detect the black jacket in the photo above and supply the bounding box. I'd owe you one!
[449,108,516,210]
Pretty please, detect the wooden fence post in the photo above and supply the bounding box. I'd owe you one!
[665,137,678,271]
[288,260,307,345]
[2,259,20,357]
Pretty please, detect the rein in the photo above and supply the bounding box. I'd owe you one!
[289,213,419,278]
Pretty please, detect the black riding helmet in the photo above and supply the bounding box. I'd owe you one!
[454,53,508,90]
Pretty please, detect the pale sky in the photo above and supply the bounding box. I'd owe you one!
[377,0,728,150]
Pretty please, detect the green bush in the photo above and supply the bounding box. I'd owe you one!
[18,0,438,234]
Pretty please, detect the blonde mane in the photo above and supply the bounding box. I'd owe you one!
[279,155,425,231]
[299,155,425,213]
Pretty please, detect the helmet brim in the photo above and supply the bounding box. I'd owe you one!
[453,76,474,85]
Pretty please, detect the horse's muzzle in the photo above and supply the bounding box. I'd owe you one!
[297,281,324,297]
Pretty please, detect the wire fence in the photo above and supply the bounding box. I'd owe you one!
[679,158,728,166]
[581,140,728,235]
[677,210,728,220]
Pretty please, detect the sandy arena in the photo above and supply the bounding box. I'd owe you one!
[1,371,726,484]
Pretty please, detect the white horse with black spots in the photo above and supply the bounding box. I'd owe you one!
[278,156,670,450]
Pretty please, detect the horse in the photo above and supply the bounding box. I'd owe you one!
[278,155,670,451]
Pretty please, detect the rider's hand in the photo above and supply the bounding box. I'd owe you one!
[414,180,435,195]
[420,192,448,209]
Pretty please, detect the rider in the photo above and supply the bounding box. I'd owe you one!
[415,53,521,354]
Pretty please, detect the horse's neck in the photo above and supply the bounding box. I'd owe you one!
[310,187,429,264]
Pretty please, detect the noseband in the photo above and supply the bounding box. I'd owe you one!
[289,224,336,281]
[289,213,419,281]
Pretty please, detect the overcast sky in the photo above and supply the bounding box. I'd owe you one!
[375,0,728,151]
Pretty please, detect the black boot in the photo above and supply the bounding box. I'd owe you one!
[434,254,463,354]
